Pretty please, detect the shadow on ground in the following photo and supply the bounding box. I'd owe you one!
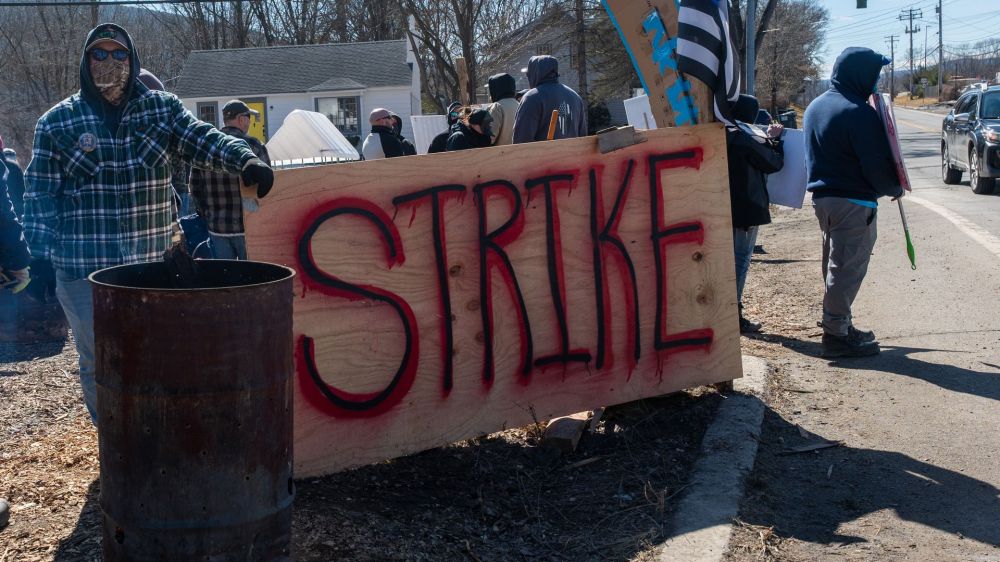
[50,391,723,561]
[746,334,1000,403]
[830,345,1000,402]
[738,409,1000,548]
[0,339,68,363]
[55,479,101,561]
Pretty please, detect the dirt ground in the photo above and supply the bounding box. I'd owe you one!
[0,326,722,561]
[724,205,1000,562]
[1,206,864,562]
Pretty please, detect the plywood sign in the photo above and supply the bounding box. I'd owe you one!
[602,0,714,127]
[245,124,741,477]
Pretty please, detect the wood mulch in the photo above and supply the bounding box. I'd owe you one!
[1,337,723,562]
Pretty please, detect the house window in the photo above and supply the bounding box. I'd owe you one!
[536,42,552,56]
[197,102,218,127]
[315,96,361,138]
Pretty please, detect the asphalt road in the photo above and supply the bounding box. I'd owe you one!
[893,106,1000,240]
[726,105,1000,561]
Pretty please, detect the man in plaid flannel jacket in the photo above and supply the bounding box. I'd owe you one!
[22,23,274,423]
[190,100,272,260]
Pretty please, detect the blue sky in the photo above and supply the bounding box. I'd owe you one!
[819,0,996,76]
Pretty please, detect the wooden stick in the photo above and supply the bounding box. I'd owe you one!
[546,109,559,140]
[455,57,470,105]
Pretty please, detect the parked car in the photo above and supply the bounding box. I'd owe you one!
[941,85,1000,194]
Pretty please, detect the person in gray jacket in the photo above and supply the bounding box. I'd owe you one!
[512,55,587,143]
[487,73,520,146]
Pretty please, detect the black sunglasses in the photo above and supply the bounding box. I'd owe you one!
[90,48,129,62]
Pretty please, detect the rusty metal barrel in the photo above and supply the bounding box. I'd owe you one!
[90,260,295,561]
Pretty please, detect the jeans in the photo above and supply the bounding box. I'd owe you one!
[176,192,193,217]
[210,233,248,260]
[732,225,759,308]
[55,272,97,424]
[813,197,878,336]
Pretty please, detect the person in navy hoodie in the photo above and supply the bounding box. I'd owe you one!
[803,47,903,359]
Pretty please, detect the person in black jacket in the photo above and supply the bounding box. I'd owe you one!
[727,94,784,334]
[362,107,405,160]
[3,149,25,219]
[390,114,417,156]
[0,160,31,293]
[427,101,462,154]
[446,108,494,152]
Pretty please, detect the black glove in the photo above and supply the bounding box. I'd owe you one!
[241,160,274,199]
[25,258,56,304]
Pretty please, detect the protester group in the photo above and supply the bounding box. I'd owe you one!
[0,23,902,423]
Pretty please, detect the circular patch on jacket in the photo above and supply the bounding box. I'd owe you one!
[78,133,98,152]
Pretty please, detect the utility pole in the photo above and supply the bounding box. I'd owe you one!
[923,26,928,73]
[885,35,898,98]
[899,8,923,98]
[746,0,757,95]
[937,0,944,101]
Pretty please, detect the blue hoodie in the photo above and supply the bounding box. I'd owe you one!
[511,56,587,143]
[803,48,902,201]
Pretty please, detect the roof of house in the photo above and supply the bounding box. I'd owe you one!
[174,40,411,98]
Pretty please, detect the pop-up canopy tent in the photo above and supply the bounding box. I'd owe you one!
[266,109,360,166]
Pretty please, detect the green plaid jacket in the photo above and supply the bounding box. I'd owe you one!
[24,86,256,279]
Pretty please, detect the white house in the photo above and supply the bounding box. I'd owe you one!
[174,39,421,146]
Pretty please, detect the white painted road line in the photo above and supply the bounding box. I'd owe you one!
[906,195,1000,261]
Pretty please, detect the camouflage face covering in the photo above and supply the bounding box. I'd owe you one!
[90,57,130,105]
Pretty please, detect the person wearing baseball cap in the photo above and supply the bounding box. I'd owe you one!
[222,99,261,120]
[361,107,405,160]
[446,108,494,152]
[22,23,274,424]
[189,99,272,260]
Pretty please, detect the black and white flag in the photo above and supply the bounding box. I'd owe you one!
[677,0,741,123]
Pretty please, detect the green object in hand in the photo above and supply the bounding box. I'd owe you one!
[897,199,916,270]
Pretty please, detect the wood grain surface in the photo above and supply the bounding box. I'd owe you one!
[245,124,741,476]
[602,0,715,127]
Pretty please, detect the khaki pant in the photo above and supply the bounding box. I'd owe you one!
[813,197,878,337]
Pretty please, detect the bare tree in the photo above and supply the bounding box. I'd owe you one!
[400,0,555,112]
[753,0,828,114]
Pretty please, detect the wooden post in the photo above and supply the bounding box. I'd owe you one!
[602,0,715,126]
[455,57,470,106]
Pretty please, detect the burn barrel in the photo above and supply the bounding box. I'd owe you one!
[90,260,295,561]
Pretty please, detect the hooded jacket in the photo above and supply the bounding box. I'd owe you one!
[445,121,492,152]
[428,102,462,154]
[487,73,520,146]
[390,116,417,156]
[726,95,783,229]
[23,23,258,279]
[0,162,31,273]
[511,56,587,143]
[3,153,25,218]
[79,24,140,136]
[803,47,902,201]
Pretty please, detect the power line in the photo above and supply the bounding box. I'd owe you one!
[0,0,242,6]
